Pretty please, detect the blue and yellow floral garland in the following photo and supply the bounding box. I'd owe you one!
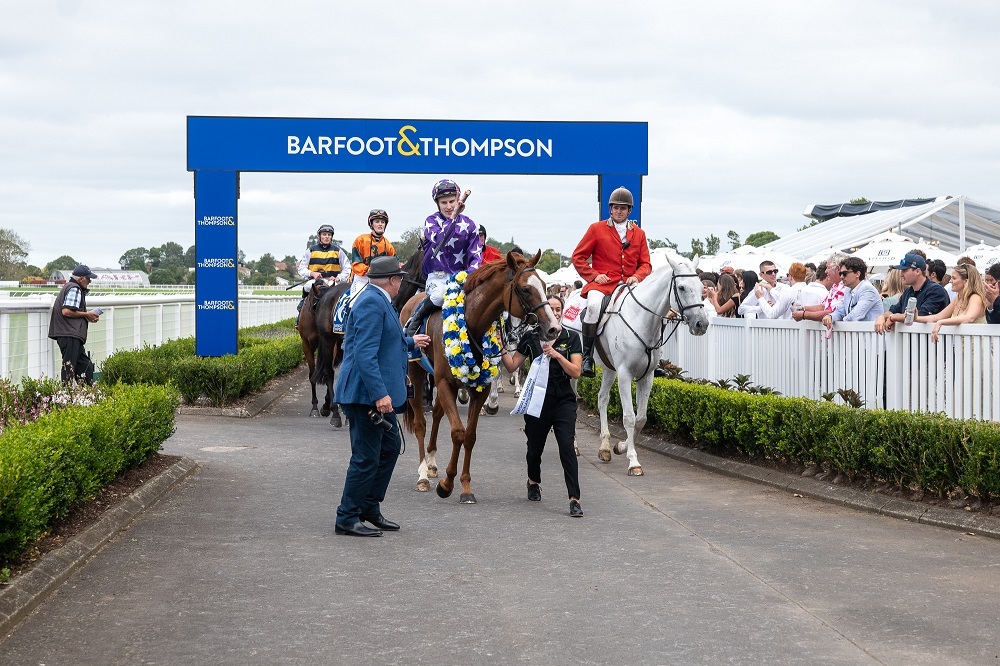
[441,271,501,391]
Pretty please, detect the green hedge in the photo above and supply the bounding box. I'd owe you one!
[578,370,1000,499]
[0,383,178,562]
[100,319,304,406]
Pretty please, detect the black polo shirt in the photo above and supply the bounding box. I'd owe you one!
[517,329,583,401]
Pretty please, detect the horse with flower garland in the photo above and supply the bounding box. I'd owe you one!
[400,250,560,502]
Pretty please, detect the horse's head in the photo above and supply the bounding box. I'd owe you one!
[667,254,711,336]
[506,249,561,342]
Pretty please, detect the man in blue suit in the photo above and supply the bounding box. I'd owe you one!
[335,255,430,537]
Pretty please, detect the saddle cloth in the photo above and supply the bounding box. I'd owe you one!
[561,285,629,336]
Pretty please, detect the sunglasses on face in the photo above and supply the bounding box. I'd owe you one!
[764,269,779,275]
[839,270,852,277]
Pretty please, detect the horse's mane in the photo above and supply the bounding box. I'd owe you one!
[464,256,520,293]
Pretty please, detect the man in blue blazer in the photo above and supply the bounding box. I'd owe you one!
[335,255,430,537]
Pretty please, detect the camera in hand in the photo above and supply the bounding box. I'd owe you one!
[368,408,395,433]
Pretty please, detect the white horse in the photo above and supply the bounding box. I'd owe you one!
[594,256,710,475]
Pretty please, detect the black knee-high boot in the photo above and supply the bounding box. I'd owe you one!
[580,321,598,378]
[404,296,440,337]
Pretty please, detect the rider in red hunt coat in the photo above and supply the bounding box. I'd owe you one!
[478,225,503,264]
[571,187,652,377]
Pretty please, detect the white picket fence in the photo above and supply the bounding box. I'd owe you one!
[662,316,1000,421]
[0,294,298,382]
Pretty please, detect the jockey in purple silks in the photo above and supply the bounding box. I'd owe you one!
[403,179,484,336]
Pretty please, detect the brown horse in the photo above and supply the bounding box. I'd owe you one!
[401,250,560,502]
[298,281,349,427]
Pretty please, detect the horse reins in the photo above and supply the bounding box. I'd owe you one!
[602,272,701,380]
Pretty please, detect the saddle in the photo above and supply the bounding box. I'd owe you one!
[595,285,631,337]
[561,285,629,335]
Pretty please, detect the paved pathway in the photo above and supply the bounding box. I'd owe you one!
[3,378,1000,664]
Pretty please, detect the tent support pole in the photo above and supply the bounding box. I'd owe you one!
[959,196,967,251]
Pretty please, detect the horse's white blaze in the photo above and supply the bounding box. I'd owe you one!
[594,259,710,475]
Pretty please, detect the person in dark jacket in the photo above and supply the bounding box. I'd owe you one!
[334,256,430,537]
[48,264,101,384]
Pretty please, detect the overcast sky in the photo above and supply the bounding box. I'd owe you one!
[4,1,1000,270]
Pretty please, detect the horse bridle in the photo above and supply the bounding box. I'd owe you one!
[603,271,702,379]
[502,265,550,349]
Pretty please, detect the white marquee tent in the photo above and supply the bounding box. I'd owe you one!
[764,196,1000,261]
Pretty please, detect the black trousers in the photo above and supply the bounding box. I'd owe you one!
[523,395,580,499]
[55,337,94,384]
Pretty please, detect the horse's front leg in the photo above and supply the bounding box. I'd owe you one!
[456,389,489,504]
[612,370,643,476]
[615,370,652,476]
[597,368,617,462]
[484,378,500,415]
[434,381,466,500]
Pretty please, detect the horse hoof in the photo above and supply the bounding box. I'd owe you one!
[436,483,452,499]
[309,409,320,418]
[614,441,627,455]
[458,389,469,405]
[509,375,515,385]
[498,386,504,393]
[485,405,499,416]
[598,450,611,462]
[416,479,431,492]
[320,406,331,417]
[428,466,438,478]
[330,415,342,428]
[628,466,644,476]
[459,493,477,504]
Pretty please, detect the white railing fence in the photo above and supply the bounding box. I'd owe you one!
[663,317,1000,422]
[1,294,298,382]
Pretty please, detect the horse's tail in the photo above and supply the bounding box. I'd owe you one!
[402,397,415,434]
[311,331,336,385]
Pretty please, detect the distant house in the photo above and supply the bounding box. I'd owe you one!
[50,268,150,288]
[275,261,287,272]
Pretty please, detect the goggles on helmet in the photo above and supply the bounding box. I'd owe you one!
[368,209,389,225]
[431,179,461,201]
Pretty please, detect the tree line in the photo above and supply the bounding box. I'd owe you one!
[0,224,785,284]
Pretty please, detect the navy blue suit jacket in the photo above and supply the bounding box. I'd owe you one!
[335,285,413,409]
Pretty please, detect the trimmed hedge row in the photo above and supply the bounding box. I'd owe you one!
[100,319,304,406]
[0,383,178,562]
[577,370,1000,499]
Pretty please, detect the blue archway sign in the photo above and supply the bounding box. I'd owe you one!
[187,116,648,356]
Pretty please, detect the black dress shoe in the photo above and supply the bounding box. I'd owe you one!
[335,522,382,537]
[569,499,583,517]
[527,481,541,502]
[361,514,400,531]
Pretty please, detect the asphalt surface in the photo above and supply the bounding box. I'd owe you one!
[3,372,1000,664]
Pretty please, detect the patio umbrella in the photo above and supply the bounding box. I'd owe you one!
[849,233,916,270]
[700,245,798,274]
[910,240,958,267]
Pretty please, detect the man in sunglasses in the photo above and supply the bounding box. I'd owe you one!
[874,252,949,334]
[738,260,784,316]
[821,257,883,332]
[349,209,397,298]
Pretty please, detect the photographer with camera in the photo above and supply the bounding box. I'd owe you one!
[334,256,430,537]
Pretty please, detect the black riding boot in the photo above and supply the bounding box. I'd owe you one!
[404,296,440,337]
[580,321,598,378]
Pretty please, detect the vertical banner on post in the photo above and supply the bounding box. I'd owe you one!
[194,170,239,356]
[599,174,643,226]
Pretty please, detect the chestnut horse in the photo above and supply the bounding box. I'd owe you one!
[401,250,560,502]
